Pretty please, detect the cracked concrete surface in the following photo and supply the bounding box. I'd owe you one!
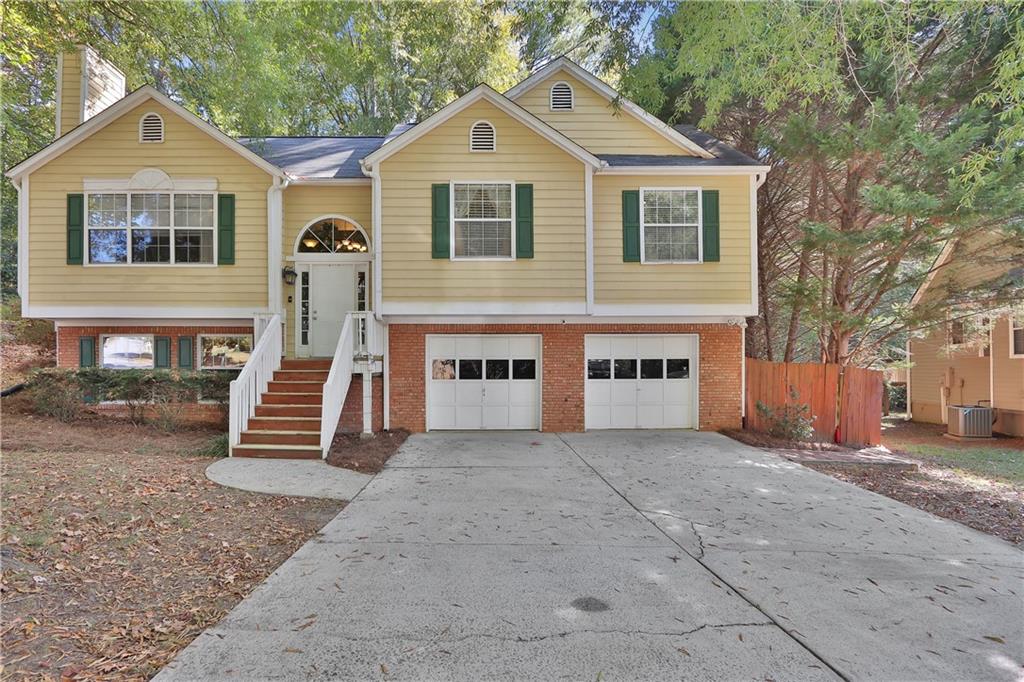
[157,431,1023,681]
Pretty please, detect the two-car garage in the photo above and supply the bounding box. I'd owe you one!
[424,334,699,431]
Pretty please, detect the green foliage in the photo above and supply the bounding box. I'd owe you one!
[755,389,816,442]
[192,433,230,458]
[887,383,907,413]
[26,367,236,429]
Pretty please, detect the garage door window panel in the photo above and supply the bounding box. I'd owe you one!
[614,359,637,379]
[640,188,701,264]
[641,359,664,379]
[459,359,483,380]
[667,359,690,379]
[588,359,611,379]
[432,359,455,380]
[512,359,536,380]
[486,360,509,380]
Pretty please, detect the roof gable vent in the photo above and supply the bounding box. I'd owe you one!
[139,112,164,143]
[549,81,574,111]
[469,120,495,152]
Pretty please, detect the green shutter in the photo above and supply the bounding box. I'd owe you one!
[154,336,171,368]
[515,184,534,259]
[431,184,450,259]
[622,190,640,262]
[78,336,96,367]
[217,194,235,265]
[67,194,84,264]
[178,336,194,369]
[702,190,720,262]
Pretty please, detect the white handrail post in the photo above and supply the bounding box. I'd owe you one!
[227,312,282,456]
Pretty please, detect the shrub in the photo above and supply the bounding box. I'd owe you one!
[887,383,907,413]
[193,433,229,458]
[27,369,83,422]
[755,388,816,442]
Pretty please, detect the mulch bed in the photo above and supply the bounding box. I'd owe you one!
[719,428,846,452]
[326,429,409,474]
[803,462,1023,546]
[1,413,344,680]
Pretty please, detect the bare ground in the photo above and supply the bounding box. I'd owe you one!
[326,429,409,474]
[1,412,344,680]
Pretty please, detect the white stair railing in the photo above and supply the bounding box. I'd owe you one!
[351,311,385,358]
[228,313,282,455]
[320,313,355,458]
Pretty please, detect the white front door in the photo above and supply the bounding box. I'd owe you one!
[310,264,358,357]
[427,335,541,430]
[585,334,698,429]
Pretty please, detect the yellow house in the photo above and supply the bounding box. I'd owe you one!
[6,50,769,457]
[907,237,1024,436]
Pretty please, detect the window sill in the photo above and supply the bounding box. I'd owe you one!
[450,256,517,262]
[639,260,704,265]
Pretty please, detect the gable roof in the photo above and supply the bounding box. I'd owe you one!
[504,57,714,160]
[5,86,286,180]
[360,84,602,169]
[239,136,384,179]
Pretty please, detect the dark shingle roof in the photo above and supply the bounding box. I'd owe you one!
[238,136,385,179]
[598,126,761,168]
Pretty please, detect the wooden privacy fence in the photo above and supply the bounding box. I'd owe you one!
[745,359,883,447]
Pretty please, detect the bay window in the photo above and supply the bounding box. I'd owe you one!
[640,188,701,263]
[452,182,513,259]
[86,191,215,264]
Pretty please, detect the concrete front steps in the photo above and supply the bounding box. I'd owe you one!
[232,358,330,460]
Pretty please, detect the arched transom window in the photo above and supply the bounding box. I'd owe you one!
[297,218,368,253]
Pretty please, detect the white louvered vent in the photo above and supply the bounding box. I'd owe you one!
[139,113,164,143]
[470,121,496,152]
[550,81,574,111]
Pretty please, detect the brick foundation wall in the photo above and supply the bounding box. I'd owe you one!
[89,401,226,426]
[56,324,253,368]
[388,323,743,433]
[338,374,384,433]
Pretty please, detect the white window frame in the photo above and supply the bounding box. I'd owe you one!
[469,120,496,152]
[449,180,516,262]
[84,190,218,267]
[549,81,575,111]
[198,333,254,371]
[99,333,155,370]
[639,186,703,265]
[1011,317,1024,358]
[138,112,164,143]
[948,318,966,347]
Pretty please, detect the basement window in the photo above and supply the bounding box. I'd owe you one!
[199,335,253,370]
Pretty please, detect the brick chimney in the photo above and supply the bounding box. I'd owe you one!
[56,45,126,138]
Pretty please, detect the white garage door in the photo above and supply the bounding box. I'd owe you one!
[585,334,698,429]
[426,335,541,430]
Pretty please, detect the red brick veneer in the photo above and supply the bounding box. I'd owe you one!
[338,374,384,433]
[56,325,254,368]
[388,323,743,433]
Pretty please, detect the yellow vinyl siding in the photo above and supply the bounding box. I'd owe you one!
[28,101,272,309]
[909,322,992,424]
[593,174,751,305]
[281,184,372,355]
[58,50,82,136]
[992,317,1024,411]
[513,72,690,155]
[379,99,585,303]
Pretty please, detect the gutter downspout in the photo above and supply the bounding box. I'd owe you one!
[360,160,387,429]
[905,338,912,420]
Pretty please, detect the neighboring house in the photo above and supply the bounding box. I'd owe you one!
[907,237,1024,437]
[6,46,768,457]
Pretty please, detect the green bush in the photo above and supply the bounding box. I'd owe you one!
[887,383,907,413]
[193,433,230,457]
[755,388,816,442]
[26,367,238,429]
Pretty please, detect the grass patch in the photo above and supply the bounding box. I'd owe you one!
[191,433,229,458]
[900,444,1024,484]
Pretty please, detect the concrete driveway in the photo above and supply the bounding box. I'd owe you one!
[158,432,1023,681]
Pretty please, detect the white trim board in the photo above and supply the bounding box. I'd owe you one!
[382,301,589,316]
[386,315,746,326]
[360,85,602,169]
[597,166,770,175]
[54,318,256,327]
[504,57,714,160]
[6,86,286,180]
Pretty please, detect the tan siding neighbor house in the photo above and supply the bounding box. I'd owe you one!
[7,54,768,457]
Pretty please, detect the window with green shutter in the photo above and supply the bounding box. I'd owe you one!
[78,336,96,367]
[178,336,194,369]
[701,190,720,262]
[515,184,533,259]
[67,194,84,264]
[431,184,450,258]
[217,194,235,264]
[621,190,640,262]
[154,336,171,368]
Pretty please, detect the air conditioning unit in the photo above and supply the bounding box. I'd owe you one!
[947,405,994,438]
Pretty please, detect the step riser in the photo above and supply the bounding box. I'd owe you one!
[261,393,323,405]
[240,433,320,446]
[268,381,325,393]
[233,448,320,460]
[255,405,321,418]
[281,359,332,370]
[274,370,329,382]
[249,418,321,431]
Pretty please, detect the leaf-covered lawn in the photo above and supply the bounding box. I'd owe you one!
[882,418,1024,484]
[1,413,344,680]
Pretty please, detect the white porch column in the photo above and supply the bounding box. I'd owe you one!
[362,368,373,435]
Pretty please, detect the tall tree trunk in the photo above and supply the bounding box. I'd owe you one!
[783,165,820,361]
